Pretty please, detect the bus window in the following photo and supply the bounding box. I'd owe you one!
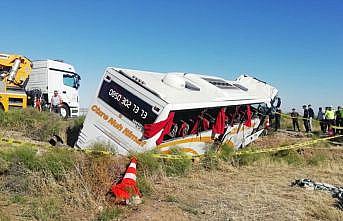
[97,78,161,127]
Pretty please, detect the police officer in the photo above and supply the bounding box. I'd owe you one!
[335,106,343,135]
[274,107,281,131]
[308,104,314,132]
[303,105,310,133]
[317,107,326,133]
[291,108,300,132]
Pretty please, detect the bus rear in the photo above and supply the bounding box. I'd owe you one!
[76,68,167,154]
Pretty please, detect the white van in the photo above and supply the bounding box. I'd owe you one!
[26,60,81,118]
[76,67,278,155]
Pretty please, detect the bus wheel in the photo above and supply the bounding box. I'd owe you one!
[60,104,70,119]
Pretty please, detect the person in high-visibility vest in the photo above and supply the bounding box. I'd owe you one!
[325,106,335,133]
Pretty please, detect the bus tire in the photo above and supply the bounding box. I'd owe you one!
[60,103,70,119]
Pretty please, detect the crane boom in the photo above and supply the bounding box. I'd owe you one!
[0,53,32,111]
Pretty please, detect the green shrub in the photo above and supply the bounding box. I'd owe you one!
[31,197,62,221]
[0,157,9,174]
[2,146,42,171]
[234,152,267,166]
[97,207,122,221]
[0,209,10,221]
[0,109,63,141]
[136,151,161,176]
[137,176,153,196]
[10,194,27,204]
[165,195,178,203]
[161,149,192,176]
[2,146,75,181]
[43,149,74,181]
[219,144,235,161]
[201,150,219,170]
[271,150,304,165]
[307,153,327,166]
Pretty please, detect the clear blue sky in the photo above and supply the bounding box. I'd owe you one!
[2,0,342,111]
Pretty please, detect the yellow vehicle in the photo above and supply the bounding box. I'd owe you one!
[0,53,32,111]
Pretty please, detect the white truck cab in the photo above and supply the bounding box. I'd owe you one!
[26,60,81,118]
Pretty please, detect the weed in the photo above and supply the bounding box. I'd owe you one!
[89,143,115,154]
[10,194,27,204]
[137,176,153,196]
[165,195,178,203]
[43,149,74,181]
[0,108,64,141]
[136,151,162,176]
[179,204,198,215]
[2,145,75,181]
[234,152,267,166]
[218,144,235,161]
[31,197,62,220]
[0,210,10,221]
[97,207,122,221]
[201,150,219,170]
[2,146,42,171]
[162,155,192,177]
[307,153,327,166]
[271,150,304,165]
[0,157,9,174]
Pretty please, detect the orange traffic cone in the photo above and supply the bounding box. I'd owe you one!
[111,157,142,204]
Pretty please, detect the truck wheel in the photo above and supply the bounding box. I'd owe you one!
[60,104,70,119]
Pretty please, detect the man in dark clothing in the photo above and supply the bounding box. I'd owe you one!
[317,107,326,133]
[308,104,314,132]
[274,108,281,131]
[336,106,343,135]
[291,108,300,132]
[303,105,310,133]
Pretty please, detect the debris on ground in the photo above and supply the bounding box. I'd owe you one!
[292,178,343,210]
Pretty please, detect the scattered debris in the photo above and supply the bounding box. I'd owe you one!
[292,178,343,210]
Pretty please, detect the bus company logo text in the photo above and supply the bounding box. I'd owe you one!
[91,105,147,147]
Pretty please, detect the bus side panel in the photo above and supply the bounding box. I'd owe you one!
[76,70,167,155]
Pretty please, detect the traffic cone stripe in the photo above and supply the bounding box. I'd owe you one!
[123,173,137,180]
[128,163,136,169]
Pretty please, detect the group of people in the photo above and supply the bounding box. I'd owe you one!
[34,90,63,114]
[290,105,343,134]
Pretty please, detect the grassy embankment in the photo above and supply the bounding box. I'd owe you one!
[0,109,342,220]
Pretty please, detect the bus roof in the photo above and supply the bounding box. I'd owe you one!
[108,67,278,110]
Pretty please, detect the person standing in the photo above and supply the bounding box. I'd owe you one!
[274,107,281,131]
[291,108,300,132]
[325,106,335,134]
[303,105,310,133]
[308,104,314,132]
[50,90,63,114]
[335,106,343,135]
[317,107,326,133]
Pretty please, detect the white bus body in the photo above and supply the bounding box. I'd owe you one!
[26,60,81,117]
[76,67,278,155]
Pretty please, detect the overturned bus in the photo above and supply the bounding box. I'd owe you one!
[76,67,278,155]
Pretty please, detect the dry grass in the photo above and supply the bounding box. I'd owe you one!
[0,131,342,221]
[126,152,343,221]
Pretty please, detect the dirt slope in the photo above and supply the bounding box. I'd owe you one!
[0,131,343,221]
